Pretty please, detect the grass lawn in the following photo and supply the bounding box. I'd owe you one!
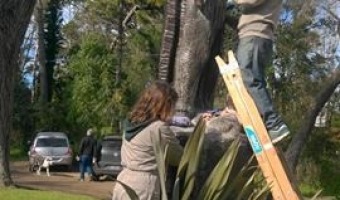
[0,188,98,200]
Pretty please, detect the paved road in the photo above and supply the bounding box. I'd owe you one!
[11,161,114,200]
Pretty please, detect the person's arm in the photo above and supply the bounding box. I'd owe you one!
[78,138,84,156]
[92,139,97,163]
[159,125,183,166]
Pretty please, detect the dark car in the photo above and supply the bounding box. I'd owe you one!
[93,136,123,178]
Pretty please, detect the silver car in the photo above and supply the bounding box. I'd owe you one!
[28,132,73,171]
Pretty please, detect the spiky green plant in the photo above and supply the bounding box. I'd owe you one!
[153,118,270,200]
[113,180,139,200]
[172,118,206,200]
[197,141,269,200]
[117,117,324,200]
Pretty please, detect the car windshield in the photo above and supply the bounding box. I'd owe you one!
[102,140,122,149]
[36,137,68,147]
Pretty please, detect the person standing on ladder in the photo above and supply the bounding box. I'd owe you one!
[228,0,289,144]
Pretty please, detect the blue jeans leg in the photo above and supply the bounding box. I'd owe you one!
[86,161,94,177]
[236,36,282,129]
[80,155,91,179]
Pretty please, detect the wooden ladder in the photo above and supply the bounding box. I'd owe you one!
[215,51,302,200]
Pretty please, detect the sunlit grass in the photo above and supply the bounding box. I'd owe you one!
[0,188,97,200]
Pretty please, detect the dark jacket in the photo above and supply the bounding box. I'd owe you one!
[78,135,96,158]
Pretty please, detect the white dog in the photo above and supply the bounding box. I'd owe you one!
[36,157,63,176]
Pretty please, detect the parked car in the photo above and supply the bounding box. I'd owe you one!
[28,132,73,171]
[93,136,123,178]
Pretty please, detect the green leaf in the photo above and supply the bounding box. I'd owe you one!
[310,189,322,200]
[152,130,168,200]
[202,140,240,200]
[171,178,180,200]
[197,140,269,200]
[175,117,206,200]
[113,180,140,200]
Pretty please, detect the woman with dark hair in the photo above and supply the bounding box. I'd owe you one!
[112,81,183,200]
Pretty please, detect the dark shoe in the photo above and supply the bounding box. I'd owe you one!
[268,123,290,144]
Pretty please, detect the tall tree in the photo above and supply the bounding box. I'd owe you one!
[159,0,225,116]
[284,0,340,171]
[35,0,49,102]
[44,0,63,101]
[0,0,36,187]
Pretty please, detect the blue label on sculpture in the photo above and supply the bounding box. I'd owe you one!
[244,126,262,155]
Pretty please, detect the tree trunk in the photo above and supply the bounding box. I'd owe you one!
[0,0,36,187]
[194,1,226,112]
[36,0,49,103]
[172,0,225,117]
[158,0,181,82]
[285,69,340,172]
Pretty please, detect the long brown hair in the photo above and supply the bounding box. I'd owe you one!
[129,81,178,123]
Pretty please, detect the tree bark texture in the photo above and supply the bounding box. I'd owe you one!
[166,0,225,117]
[0,0,36,187]
[193,1,226,112]
[158,0,181,82]
[285,69,340,172]
[36,0,49,103]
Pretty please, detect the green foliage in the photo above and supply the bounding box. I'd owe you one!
[59,0,163,135]
[44,0,63,101]
[152,129,168,200]
[298,127,340,197]
[299,183,321,197]
[12,79,35,148]
[67,33,128,130]
[150,119,269,200]
[275,22,317,117]
[297,158,322,196]
[174,118,206,200]
[113,180,139,200]
[9,146,27,161]
[122,8,164,97]
[198,143,268,200]
[319,158,340,196]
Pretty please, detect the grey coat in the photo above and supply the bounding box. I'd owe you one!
[112,121,183,200]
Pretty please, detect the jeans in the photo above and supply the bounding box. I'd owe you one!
[236,36,282,129]
[79,155,94,179]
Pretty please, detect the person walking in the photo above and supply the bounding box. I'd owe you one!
[231,0,289,144]
[77,128,97,181]
[112,81,183,200]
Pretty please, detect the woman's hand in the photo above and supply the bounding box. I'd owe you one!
[202,112,213,122]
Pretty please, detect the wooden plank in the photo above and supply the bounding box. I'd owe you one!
[215,51,302,200]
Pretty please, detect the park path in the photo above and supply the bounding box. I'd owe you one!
[11,161,114,200]
[9,161,337,200]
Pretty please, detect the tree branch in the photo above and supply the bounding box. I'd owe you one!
[122,5,139,30]
[285,69,340,172]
